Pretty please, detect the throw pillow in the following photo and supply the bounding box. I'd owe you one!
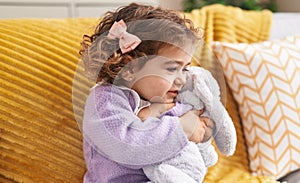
[212,35,300,179]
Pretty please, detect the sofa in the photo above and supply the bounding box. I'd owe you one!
[1,4,299,183]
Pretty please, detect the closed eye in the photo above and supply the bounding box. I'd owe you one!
[166,67,178,72]
[164,61,191,73]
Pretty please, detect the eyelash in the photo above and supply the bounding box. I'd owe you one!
[183,67,190,72]
[166,67,177,72]
[166,66,190,72]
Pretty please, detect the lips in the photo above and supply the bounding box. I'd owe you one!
[167,90,178,97]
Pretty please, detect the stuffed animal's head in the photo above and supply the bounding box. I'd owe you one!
[177,66,237,156]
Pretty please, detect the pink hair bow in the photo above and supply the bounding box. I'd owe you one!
[108,19,142,53]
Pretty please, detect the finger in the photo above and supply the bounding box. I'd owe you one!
[199,108,204,115]
[191,109,201,115]
[166,103,175,109]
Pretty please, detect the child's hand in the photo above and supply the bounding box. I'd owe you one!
[200,117,214,142]
[137,103,175,121]
[179,110,206,143]
[189,122,207,143]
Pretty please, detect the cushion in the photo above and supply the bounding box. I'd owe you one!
[0,18,97,182]
[212,35,300,179]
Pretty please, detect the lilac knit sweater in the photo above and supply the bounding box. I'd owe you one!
[82,84,190,183]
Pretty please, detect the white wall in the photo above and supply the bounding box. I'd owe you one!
[0,0,299,19]
[159,0,183,10]
[0,0,159,19]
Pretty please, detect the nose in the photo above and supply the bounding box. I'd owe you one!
[174,71,187,88]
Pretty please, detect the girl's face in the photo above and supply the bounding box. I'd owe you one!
[129,46,192,103]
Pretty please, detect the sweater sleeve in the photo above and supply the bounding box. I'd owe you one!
[82,85,188,168]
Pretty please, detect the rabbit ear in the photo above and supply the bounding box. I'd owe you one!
[190,66,221,101]
[213,110,237,156]
[200,68,221,102]
[192,74,213,105]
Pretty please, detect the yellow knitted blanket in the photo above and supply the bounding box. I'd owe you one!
[0,4,277,183]
[185,4,272,44]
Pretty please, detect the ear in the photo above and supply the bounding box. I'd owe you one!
[120,67,134,82]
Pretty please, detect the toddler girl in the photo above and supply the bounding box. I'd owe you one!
[80,3,214,183]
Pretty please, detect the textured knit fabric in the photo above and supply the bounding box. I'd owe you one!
[82,84,189,182]
[183,4,272,45]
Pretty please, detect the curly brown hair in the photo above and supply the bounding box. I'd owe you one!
[80,3,201,84]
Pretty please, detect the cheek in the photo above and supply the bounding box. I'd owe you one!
[132,76,174,99]
[148,79,173,98]
[145,75,173,88]
[156,79,173,90]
